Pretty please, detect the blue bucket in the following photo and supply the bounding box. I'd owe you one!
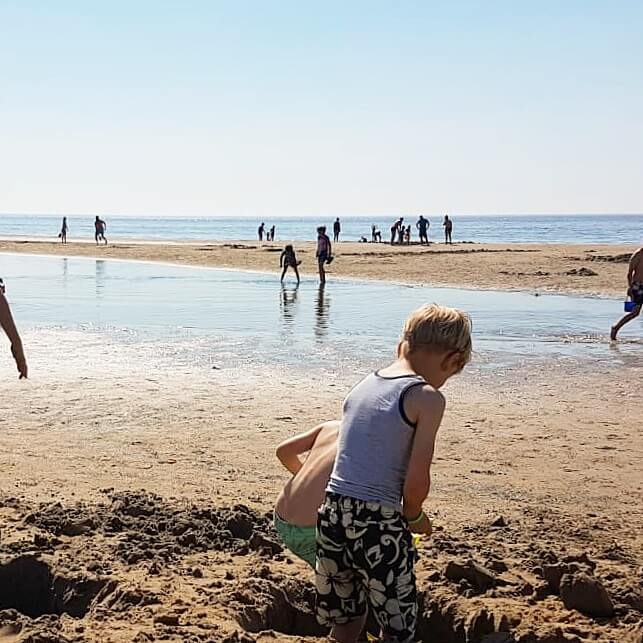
[624,300,636,312]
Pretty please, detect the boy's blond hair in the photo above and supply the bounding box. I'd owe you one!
[402,304,472,367]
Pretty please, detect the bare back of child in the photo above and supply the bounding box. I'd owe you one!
[274,421,339,566]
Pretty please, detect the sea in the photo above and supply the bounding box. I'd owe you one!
[1,214,642,245]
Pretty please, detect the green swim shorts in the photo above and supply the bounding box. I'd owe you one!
[274,511,317,568]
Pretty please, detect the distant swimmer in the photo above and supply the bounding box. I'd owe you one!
[0,279,27,379]
[94,216,108,245]
[258,222,265,241]
[333,217,341,242]
[443,214,453,244]
[59,217,68,244]
[280,244,301,284]
[316,226,332,284]
[611,246,643,340]
[416,215,429,245]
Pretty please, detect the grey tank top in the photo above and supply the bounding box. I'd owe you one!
[327,371,426,510]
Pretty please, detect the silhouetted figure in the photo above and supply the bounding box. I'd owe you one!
[333,218,341,242]
[94,216,107,245]
[59,217,68,244]
[416,215,429,244]
[371,225,382,243]
[316,226,332,284]
[269,225,276,241]
[280,244,301,284]
[258,222,265,241]
[443,215,453,244]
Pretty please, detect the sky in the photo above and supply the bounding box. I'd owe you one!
[1,1,642,217]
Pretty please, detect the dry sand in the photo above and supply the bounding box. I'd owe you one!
[0,243,641,642]
[0,354,641,642]
[0,238,638,297]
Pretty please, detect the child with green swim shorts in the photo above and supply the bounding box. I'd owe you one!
[274,421,339,567]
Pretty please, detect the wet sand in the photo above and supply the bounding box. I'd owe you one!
[1,353,642,642]
[0,238,637,297]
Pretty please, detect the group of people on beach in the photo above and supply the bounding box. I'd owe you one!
[57,216,108,245]
[385,215,453,245]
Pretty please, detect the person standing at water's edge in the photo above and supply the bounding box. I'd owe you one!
[59,217,68,244]
[611,247,643,340]
[333,218,341,242]
[443,215,453,244]
[416,215,429,245]
[316,226,332,284]
[258,222,265,241]
[280,244,301,284]
[94,216,108,245]
[315,304,471,643]
[0,279,28,378]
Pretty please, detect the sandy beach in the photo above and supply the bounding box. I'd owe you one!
[0,239,637,297]
[0,244,642,642]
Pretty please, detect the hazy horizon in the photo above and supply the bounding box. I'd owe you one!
[2,3,642,217]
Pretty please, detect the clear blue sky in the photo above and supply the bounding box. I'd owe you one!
[1,1,641,217]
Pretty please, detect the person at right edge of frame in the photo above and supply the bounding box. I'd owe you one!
[315,303,472,643]
[611,246,643,341]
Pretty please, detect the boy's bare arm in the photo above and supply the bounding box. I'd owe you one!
[402,387,445,527]
[275,423,325,475]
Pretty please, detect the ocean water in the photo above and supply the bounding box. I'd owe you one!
[1,254,640,379]
[1,214,642,245]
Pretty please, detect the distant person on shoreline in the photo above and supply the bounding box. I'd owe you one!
[316,226,332,284]
[611,247,643,341]
[280,244,301,284]
[258,222,265,241]
[404,225,411,245]
[0,279,28,379]
[333,218,341,242]
[269,225,276,242]
[416,215,429,244]
[94,216,107,245]
[274,421,339,567]
[390,217,404,244]
[371,224,381,242]
[58,217,68,244]
[443,215,453,244]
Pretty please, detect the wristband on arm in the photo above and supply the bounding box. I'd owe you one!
[407,511,427,526]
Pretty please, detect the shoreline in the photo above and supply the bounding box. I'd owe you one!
[0,238,636,298]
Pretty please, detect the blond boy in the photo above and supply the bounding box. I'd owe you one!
[316,304,472,643]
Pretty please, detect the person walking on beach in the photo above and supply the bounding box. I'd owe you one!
[333,218,341,242]
[315,304,472,643]
[611,246,643,340]
[59,217,68,244]
[94,216,107,245]
[280,244,301,284]
[443,215,453,244]
[316,226,332,284]
[269,225,276,242]
[258,222,265,241]
[416,215,429,245]
[274,421,339,567]
[0,279,28,379]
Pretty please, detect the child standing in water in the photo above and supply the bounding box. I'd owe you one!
[316,304,472,643]
[280,244,301,283]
